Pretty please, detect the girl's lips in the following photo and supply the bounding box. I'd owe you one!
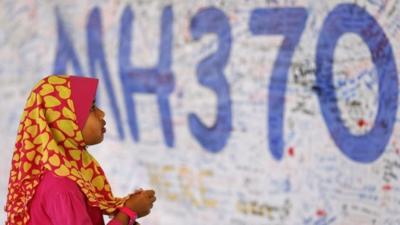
[102,127,106,133]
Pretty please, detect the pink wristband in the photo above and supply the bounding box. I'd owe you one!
[119,207,137,225]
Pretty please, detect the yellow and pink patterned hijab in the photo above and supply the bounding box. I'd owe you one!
[5,75,126,225]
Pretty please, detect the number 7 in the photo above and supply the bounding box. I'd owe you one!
[249,8,308,160]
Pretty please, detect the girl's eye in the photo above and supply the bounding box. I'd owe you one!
[90,105,96,112]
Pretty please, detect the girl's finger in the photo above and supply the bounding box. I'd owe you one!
[130,188,143,196]
[133,188,143,193]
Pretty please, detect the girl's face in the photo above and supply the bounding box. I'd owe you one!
[82,101,106,145]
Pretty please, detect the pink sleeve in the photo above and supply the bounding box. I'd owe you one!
[45,191,124,225]
[45,191,94,225]
[107,219,123,225]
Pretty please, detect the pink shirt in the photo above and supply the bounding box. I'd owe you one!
[28,171,122,225]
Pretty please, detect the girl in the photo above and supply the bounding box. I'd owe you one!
[5,75,156,225]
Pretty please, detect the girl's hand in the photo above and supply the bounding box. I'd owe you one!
[124,189,156,217]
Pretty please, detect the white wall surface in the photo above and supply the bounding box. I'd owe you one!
[1,0,400,224]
